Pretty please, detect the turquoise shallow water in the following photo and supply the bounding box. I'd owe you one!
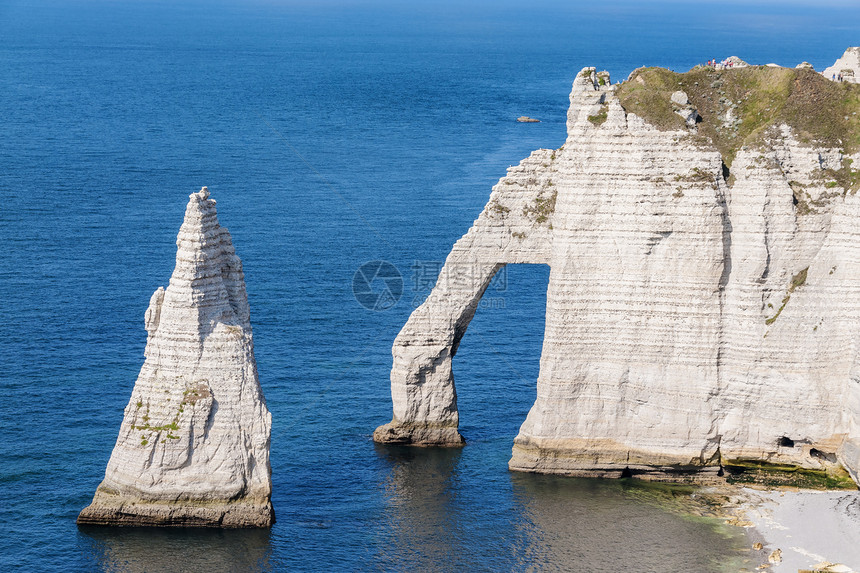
[2,0,859,570]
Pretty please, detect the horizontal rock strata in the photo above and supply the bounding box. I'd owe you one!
[375,58,860,487]
[78,187,274,527]
[373,147,554,446]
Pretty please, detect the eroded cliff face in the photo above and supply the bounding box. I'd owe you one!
[78,187,273,527]
[375,62,860,487]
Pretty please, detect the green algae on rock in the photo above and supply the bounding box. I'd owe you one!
[723,459,856,490]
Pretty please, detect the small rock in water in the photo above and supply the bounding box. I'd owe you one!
[517,116,540,122]
[752,542,763,551]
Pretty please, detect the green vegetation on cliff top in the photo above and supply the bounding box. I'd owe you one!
[616,66,860,167]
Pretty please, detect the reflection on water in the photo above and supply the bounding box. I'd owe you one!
[79,525,273,573]
[373,445,471,570]
[375,445,748,572]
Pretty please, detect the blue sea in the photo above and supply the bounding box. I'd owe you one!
[2,1,859,570]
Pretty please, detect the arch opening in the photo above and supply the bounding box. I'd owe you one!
[373,259,551,447]
[452,263,550,443]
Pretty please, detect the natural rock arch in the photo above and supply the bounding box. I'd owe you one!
[376,66,860,485]
[374,148,556,446]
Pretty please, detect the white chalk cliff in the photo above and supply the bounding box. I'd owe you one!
[823,47,860,83]
[78,187,273,527]
[375,61,860,487]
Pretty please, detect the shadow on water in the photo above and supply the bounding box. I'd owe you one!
[78,525,274,573]
[370,445,750,572]
[372,444,468,570]
[509,473,748,572]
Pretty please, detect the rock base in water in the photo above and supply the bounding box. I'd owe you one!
[509,437,726,483]
[77,492,275,528]
[373,421,465,446]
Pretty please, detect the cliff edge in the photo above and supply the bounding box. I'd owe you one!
[78,187,274,527]
[375,58,860,488]
[822,47,860,83]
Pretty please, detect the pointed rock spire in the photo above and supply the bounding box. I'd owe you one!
[78,187,273,527]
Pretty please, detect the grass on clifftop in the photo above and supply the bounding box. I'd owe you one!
[616,66,860,167]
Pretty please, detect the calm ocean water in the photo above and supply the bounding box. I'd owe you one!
[2,1,859,571]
